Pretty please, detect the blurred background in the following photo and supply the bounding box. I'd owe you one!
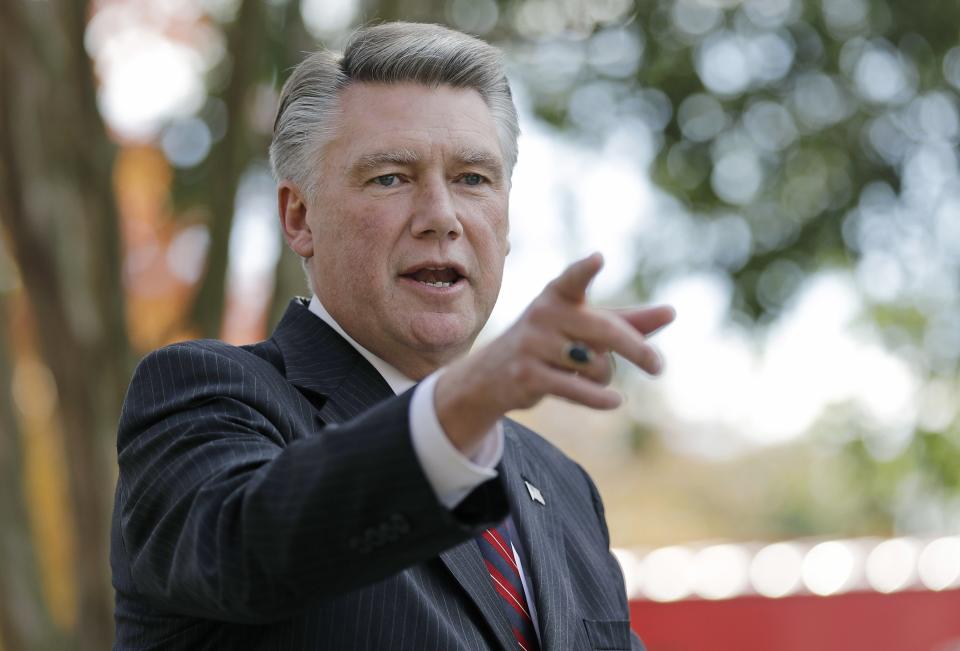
[1,0,958,649]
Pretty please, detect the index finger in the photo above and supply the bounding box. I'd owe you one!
[547,253,604,304]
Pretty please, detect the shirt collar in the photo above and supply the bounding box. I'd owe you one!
[307,295,414,396]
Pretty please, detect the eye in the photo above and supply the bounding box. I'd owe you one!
[461,173,485,186]
[373,174,399,187]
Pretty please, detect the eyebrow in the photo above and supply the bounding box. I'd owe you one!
[349,146,505,183]
[352,148,421,173]
[455,147,504,181]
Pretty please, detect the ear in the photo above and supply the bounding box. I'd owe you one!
[278,181,314,258]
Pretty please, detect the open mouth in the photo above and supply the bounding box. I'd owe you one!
[399,265,466,288]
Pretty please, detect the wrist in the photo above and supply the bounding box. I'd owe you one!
[434,361,502,455]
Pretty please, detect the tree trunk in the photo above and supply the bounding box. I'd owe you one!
[0,292,69,651]
[0,1,128,648]
[187,0,266,338]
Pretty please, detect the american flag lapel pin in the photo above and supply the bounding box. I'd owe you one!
[524,480,546,506]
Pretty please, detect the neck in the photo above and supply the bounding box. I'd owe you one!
[307,294,475,381]
[364,340,468,381]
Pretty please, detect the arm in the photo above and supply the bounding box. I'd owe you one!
[114,343,507,624]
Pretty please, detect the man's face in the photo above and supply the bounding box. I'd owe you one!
[302,82,510,376]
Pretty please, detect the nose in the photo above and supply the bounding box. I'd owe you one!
[409,179,463,241]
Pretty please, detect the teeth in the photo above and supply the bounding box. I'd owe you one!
[419,280,453,288]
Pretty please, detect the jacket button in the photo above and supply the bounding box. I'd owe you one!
[389,514,410,534]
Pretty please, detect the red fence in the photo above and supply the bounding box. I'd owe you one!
[630,589,960,651]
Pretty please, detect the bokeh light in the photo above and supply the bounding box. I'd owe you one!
[865,538,919,593]
[642,546,695,602]
[918,537,960,591]
[802,541,858,596]
[750,542,804,598]
[693,544,751,600]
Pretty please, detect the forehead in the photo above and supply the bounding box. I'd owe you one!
[328,82,503,166]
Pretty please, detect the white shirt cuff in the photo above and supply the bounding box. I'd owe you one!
[409,370,503,510]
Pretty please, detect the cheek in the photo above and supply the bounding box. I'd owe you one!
[310,215,381,288]
[491,201,510,248]
[473,198,509,245]
[323,206,396,257]
[482,223,511,265]
[473,237,507,302]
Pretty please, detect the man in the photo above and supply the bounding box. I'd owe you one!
[111,22,674,651]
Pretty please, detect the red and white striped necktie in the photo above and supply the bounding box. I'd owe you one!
[475,520,540,651]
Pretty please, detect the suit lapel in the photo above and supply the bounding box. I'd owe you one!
[271,300,519,647]
[270,299,394,423]
[501,422,580,651]
[438,542,518,650]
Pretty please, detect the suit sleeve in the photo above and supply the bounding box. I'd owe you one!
[113,343,508,624]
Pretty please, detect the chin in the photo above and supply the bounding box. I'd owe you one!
[408,313,478,355]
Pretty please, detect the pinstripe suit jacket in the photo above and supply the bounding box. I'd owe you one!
[111,299,644,650]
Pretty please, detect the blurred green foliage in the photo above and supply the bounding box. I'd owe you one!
[497,0,960,532]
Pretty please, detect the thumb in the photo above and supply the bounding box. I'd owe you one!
[548,253,603,303]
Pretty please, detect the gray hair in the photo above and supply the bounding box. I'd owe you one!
[270,21,520,201]
[270,22,520,295]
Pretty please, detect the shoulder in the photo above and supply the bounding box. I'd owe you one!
[503,417,598,496]
[129,338,283,389]
[504,418,602,500]
[136,337,275,367]
[504,417,613,545]
[120,338,291,436]
[504,417,584,473]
